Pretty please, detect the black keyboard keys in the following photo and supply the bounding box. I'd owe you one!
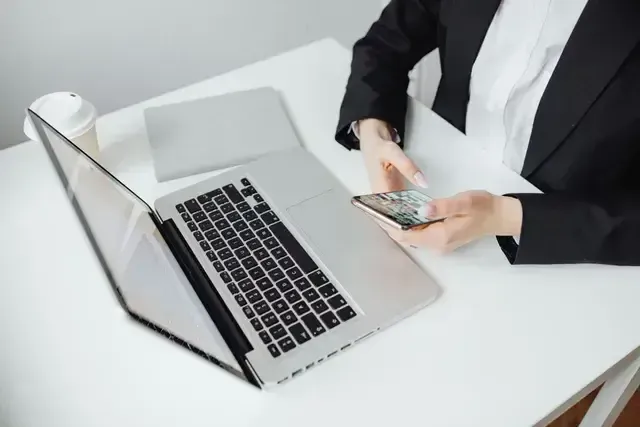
[222,228,237,240]
[256,277,273,291]
[250,318,263,331]
[227,211,241,223]
[256,228,271,240]
[249,219,265,231]
[270,222,318,274]
[328,295,347,310]
[242,306,255,319]
[233,220,248,232]
[211,238,226,251]
[209,211,223,221]
[206,251,216,261]
[311,299,329,314]
[319,283,338,299]
[247,239,262,251]
[289,323,311,344]
[193,211,207,222]
[259,331,272,344]
[198,220,213,232]
[254,301,269,316]
[223,184,244,204]
[218,248,233,260]
[261,258,277,271]
[237,202,250,213]
[269,324,287,341]
[309,270,329,287]
[238,279,254,293]
[254,194,264,203]
[213,261,224,272]
[264,237,279,250]
[267,344,281,358]
[234,247,250,259]
[239,229,255,241]
[181,212,190,222]
[320,311,340,329]
[254,202,270,214]
[241,178,251,186]
[228,237,243,250]
[276,279,293,292]
[207,188,223,198]
[246,289,262,304]
[243,210,258,221]
[254,248,269,260]
[286,267,303,280]
[215,219,230,230]
[185,199,201,213]
[197,194,211,204]
[224,258,239,271]
[264,288,280,302]
[278,337,296,353]
[284,289,301,304]
[261,211,279,225]
[200,240,211,251]
[187,222,197,232]
[292,301,310,315]
[269,269,285,282]
[231,269,248,282]
[261,312,278,328]
[176,204,186,213]
[203,202,217,212]
[204,229,219,241]
[278,257,294,270]
[241,257,258,270]
[273,299,288,314]
[271,247,286,260]
[280,310,297,326]
[337,306,357,321]
[302,288,320,302]
[214,194,228,205]
[234,294,247,307]
[220,272,232,283]
[220,203,234,214]
[227,283,239,295]
[248,266,265,280]
[301,313,326,337]
[294,277,311,291]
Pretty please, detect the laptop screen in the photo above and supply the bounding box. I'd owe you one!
[28,110,241,373]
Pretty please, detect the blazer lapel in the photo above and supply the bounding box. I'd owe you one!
[522,0,640,177]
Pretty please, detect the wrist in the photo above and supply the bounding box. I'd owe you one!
[493,196,523,236]
[358,118,394,142]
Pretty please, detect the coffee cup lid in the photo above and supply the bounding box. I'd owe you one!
[24,92,97,141]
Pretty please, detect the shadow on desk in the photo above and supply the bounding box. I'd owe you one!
[549,387,639,426]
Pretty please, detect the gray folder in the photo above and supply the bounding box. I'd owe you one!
[144,87,301,182]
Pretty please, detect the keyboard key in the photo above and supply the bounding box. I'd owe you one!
[187,222,197,232]
[320,311,340,329]
[203,202,217,212]
[176,204,186,213]
[278,337,296,353]
[205,229,220,241]
[227,283,239,294]
[220,203,234,214]
[247,239,262,251]
[286,267,303,280]
[311,299,329,314]
[267,344,281,358]
[275,279,293,292]
[194,231,204,241]
[185,199,201,213]
[234,294,247,307]
[233,220,249,232]
[302,288,320,302]
[228,237,243,250]
[220,272,232,283]
[198,220,213,232]
[256,228,272,240]
[261,211,279,225]
[309,270,329,287]
[234,247,250,259]
[337,306,357,322]
[269,324,287,340]
[238,279,254,292]
[254,194,264,203]
[270,222,318,274]
[199,241,211,252]
[214,194,228,205]
[271,247,286,259]
[213,261,224,272]
[241,257,258,270]
[254,202,271,214]
[221,228,236,240]
[209,211,223,221]
[280,310,297,326]
[248,266,265,280]
[241,178,251,187]
[227,211,241,223]
[289,323,311,344]
[193,211,207,222]
[256,277,273,291]
[206,251,217,261]
[259,331,272,344]
[261,312,278,328]
[181,212,191,222]
[242,306,255,319]
[214,219,230,230]
[231,268,248,281]
[284,289,302,304]
[239,229,255,241]
[243,210,258,221]
[237,202,250,213]
[264,288,280,302]
[253,301,269,315]
[246,289,262,304]
[261,258,277,271]
[218,248,233,260]
[272,299,289,314]
[206,188,223,198]
[254,248,269,260]
[264,237,279,250]
[301,313,326,337]
[223,184,244,204]
[328,295,347,310]
[278,257,294,270]
[269,269,285,282]
[250,318,263,331]
[197,194,211,204]
[211,238,226,251]
[241,187,256,197]
[294,277,311,291]
[292,301,310,315]
[249,219,265,231]
[318,284,338,299]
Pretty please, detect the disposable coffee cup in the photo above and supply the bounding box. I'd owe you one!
[24,92,99,159]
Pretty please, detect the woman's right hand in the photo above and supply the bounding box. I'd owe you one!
[358,118,428,193]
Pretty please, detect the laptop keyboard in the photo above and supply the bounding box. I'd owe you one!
[176,178,357,358]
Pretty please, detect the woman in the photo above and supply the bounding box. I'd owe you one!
[335,0,640,266]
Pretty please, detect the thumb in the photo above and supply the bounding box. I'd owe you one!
[420,193,473,218]
[382,143,428,188]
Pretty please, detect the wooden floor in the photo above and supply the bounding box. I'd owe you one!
[547,387,640,427]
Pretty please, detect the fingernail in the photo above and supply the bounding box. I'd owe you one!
[418,203,435,218]
[414,171,428,188]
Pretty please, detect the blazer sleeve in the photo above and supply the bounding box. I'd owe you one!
[335,0,442,150]
[496,192,640,266]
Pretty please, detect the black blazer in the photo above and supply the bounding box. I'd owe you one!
[335,0,640,266]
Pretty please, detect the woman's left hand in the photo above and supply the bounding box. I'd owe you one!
[382,191,523,253]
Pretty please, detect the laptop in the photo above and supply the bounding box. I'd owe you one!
[28,108,440,388]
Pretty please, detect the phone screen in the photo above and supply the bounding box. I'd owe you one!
[355,190,436,227]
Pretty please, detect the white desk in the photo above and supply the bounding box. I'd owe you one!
[2,39,640,427]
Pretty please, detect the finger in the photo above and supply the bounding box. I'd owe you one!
[381,143,428,188]
[421,192,474,218]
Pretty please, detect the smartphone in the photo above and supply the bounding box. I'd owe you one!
[351,189,443,230]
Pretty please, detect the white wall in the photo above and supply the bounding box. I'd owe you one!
[0,0,380,149]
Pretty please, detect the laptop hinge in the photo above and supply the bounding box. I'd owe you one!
[155,215,260,388]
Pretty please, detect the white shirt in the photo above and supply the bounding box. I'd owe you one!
[466,0,588,173]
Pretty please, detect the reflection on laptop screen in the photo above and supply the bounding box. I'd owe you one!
[30,111,240,372]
